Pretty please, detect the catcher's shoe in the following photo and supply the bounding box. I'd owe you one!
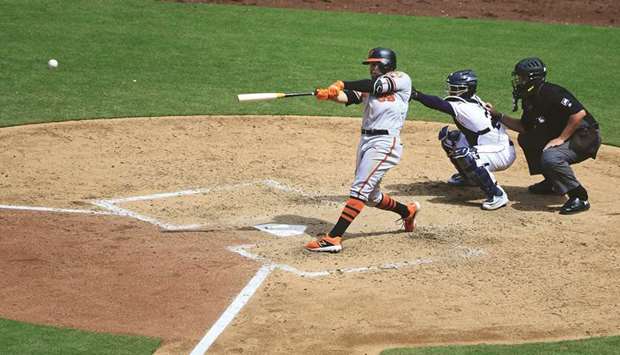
[403,201,421,232]
[481,185,509,210]
[447,173,477,187]
[305,235,342,253]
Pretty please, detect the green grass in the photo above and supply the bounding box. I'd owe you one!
[382,336,620,355]
[0,0,618,144]
[0,318,161,355]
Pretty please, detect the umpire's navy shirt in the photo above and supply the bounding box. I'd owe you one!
[521,82,597,140]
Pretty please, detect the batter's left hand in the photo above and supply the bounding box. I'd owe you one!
[544,137,565,150]
[327,80,344,99]
[315,88,330,100]
[328,80,344,98]
[329,80,344,90]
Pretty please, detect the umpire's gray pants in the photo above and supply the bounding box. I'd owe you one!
[540,141,589,195]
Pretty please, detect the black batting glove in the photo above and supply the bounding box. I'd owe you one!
[409,86,420,101]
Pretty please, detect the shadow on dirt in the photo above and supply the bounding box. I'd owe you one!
[386,181,567,212]
[267,214,331,236]
[258,179,572,238]
[266,214,404,240]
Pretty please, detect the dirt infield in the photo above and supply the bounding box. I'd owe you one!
[0,209,258,341]
[1,115,619,354]
[189,0,620,26]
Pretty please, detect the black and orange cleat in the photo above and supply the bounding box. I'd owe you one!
[304,235,343,253]
[403,201,421,232]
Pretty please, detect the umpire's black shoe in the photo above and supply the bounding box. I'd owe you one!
[528,180,555,195]
[559,197,590,215]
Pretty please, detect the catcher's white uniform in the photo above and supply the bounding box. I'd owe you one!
[445,95,516,174]
[347,71,412,205]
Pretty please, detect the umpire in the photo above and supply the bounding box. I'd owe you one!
[487,57,601,214]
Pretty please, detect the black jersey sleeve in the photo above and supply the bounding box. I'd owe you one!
[344,89,363,105]
[414,92,455,116]
[343,76,397,96]
[343,79,373,92]
[542,84,584,117]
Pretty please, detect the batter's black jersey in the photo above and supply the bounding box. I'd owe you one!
[521,82,597,140]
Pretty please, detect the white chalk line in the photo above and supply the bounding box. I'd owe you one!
[1,181,307,355]
[3,179,466,354]
[0,179,322,225]
[227,244,438,278]
[86,179,327,354]
[0,204,113,215]
[104,179,317,204]
[91,179,327,232]
[189,264,274,355]
[228,244,327,277]
[0,202,201,231]
[190,239,441,354]
[197,242,484,355]
[262,179,318,198]
[89,200,202,231]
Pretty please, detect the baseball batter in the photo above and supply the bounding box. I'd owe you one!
[305,47,420,253]
[410,69,516,210]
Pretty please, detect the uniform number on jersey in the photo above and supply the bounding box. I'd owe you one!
[378,94,396,102]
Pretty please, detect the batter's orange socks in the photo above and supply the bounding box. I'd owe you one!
[329,198,365,237]
[341,198,365,222]
[377,193,410,219]
[378,193,397,210]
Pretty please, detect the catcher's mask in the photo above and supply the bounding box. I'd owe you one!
[511,57,546,110]
[363,47,397,74]
[446,69,478,98]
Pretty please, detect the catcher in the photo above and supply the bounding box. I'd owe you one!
[305,47,420,253]
[410,69,515,210]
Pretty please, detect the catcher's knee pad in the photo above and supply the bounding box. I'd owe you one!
[438,125,450,141]
[451,147,497,197]
[438,126,461,156]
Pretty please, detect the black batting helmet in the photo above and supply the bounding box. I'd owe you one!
[446,69,478,98]
[362,47,397,73]
[512,57,547,99]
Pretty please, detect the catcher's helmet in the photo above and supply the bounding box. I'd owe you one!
[512,57,546,99]
[362,47,397,73]
[446,69,478,98]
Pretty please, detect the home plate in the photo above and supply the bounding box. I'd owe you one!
[254,224,307,237]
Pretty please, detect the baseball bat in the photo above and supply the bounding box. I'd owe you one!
[237,91,315,102]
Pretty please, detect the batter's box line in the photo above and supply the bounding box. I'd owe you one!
[0,204,114,215]
[227,244,444,278]
[89,179,331,232]
[89,199,199,231]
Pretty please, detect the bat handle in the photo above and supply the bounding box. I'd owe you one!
[282,91,316,98]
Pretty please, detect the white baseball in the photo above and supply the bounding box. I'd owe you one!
[48,59,58,69]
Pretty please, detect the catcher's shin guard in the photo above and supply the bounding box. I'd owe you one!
[439,127,471,181]
[451,147,499,198]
